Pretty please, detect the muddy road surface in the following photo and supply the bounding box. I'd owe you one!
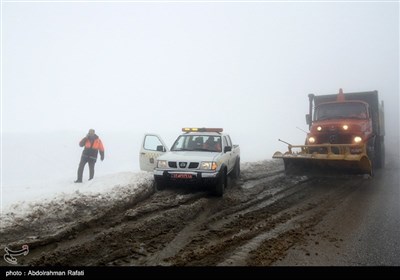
[1,159,399,266]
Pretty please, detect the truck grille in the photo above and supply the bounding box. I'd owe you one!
[189,162,199,168]
[318,134,353,144]
[168,162,177,168]
[168,162,199,169]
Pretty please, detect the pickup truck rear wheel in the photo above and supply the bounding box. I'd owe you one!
[215,169,227,197]
[232,158,240,179]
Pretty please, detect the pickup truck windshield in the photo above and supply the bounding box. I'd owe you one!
[315,102,368,121]
[171,135,222,152]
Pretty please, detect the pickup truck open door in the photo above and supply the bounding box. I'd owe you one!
[139,134,168,172]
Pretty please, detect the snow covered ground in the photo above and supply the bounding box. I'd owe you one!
[2,171,151,211]
[1,131,153,230]
[0,133,157,235]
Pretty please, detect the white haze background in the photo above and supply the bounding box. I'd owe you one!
[1,2,399,214]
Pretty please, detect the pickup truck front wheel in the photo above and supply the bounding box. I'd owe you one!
[215,169,227,197]
[154,178,166,191]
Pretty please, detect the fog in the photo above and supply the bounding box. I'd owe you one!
[1,2,399,187]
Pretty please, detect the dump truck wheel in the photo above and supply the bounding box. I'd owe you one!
[374,137,385,169]
[380,138,385,168]
[367,139,376,177]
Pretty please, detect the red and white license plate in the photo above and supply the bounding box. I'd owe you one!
[171,173,193,179]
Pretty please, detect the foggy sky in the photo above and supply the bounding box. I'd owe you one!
[2,1,399,159]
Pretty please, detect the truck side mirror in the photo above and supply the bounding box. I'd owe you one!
[224,146,232,153]
[305,114,311,125]
[156,145,165,152]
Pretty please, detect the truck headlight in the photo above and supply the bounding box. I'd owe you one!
[157,160,168,168]
[200,161,217,170]
[308,137,316,144]
[317,126,322,131]
[342,125,349,130]
[354,136,362,143]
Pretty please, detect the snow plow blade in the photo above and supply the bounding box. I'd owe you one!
[273,144,372,176]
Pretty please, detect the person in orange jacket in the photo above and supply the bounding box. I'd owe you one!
[75,129,105,183]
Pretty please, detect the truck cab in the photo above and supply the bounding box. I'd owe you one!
[306,91,373,148]
[305,89,385,171]
[139,128,240,196]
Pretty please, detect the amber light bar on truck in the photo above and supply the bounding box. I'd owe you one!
[182,127,223,133]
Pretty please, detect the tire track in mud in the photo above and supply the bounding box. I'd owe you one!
[17,190,210,266]
[165,176,365,266]
[222,178,365,266]
[1,160,367,266]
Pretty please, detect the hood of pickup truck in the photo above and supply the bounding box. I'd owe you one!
[158,151,219,162]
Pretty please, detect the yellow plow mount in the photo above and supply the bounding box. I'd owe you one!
[273,143,372,176]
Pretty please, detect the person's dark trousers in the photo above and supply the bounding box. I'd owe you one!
[77,156,96,182]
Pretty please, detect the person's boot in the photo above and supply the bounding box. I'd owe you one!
[74,180,82,183]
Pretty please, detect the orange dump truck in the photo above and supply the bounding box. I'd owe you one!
[273,89,385,176]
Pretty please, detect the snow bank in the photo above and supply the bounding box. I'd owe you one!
[0,172,153,234]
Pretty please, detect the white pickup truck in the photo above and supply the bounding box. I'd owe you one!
[139,128,240,196]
